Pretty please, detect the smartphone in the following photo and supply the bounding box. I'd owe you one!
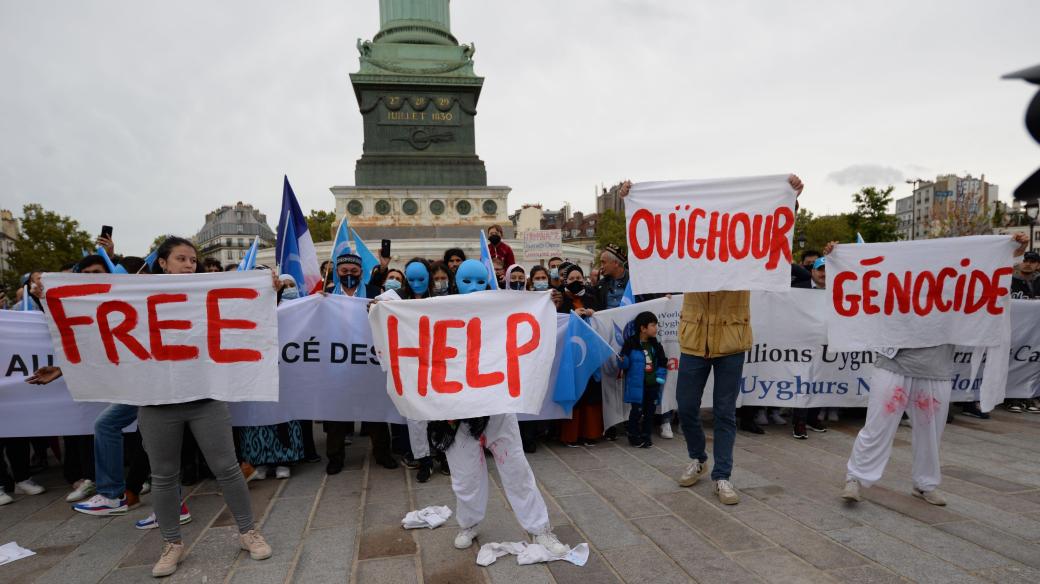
[381,239,391,259]
[100,225,113,239]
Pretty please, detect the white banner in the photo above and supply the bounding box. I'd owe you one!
[368,290,557,420]
[39,271,279,405]
[826,236,1017,350]
[625,175,797,295]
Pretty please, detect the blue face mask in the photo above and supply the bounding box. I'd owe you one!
[455,259,489,295]
[281,286,299,300]
[533,280,549,291]
[384,279,402,291]
[405,262,430,295]
[549,268,559,280]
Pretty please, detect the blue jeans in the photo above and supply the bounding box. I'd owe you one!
[676,352,745,481]
[93,404,139,499]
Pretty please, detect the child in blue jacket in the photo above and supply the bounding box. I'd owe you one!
[618,311,668,448]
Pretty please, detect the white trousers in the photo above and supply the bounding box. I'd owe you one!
[445,413,550,535]
[406,419,430,459]
[846,368,951,492]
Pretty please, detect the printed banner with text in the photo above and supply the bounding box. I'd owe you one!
[39,271,279,405]
[625,175,797,294]
[368,290,557,420]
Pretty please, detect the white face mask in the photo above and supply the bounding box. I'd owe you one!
[433,280,449,295]
[281,286,299,300]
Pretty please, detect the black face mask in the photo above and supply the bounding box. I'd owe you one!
[566,281,585,295]
[508,281,525,291]
[343,275,360,290]
[488,234,502,245]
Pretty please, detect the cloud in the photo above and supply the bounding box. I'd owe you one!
[827,164,906,187]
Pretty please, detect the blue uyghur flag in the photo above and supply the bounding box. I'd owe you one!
[856,232,865,244]
[552,312,616,414]
[620,279,635,306]
[142,250,158,273]
[330,217,352,291]
[237,237,259,271]
[278,216,309,297]
[96,247,128,274]
[351,228,379,291]
[479,230,500,290]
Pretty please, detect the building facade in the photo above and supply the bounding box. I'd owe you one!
[0,209,19,291]
[895,174,998,239]
[194,202,276,266]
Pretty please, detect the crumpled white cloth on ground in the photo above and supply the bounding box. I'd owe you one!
[476,541,590,567]
[0,542,35,566]
[401,506,453,529]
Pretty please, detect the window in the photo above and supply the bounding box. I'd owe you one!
[226,251,233,259]
[226,238,232,247]
[237,225,244,234]
[239,250,245,259]
[586,228,595,236]
[238,238,244,247]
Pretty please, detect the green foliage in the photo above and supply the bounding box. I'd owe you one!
[795,208,856,257]
[306,210,337,243]
[3,204,93,287]
[847,186,901,242]
[595,209,626,256]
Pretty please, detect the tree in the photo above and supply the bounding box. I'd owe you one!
[2,204,93,286]
[847,186,901,242]
[933,192,993,237]
[306,210,337,243]
[794,208,856,257]
[595,209,626,256]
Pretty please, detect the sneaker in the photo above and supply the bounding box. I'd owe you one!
[240,462,260,483]
[73,494,127,516]
[416,459,433,483]
[438,456,451,476]
[136,504,192,530]
[402,454,421,469]
[739,419,765,434]
[253,466,268,481]
[239,529,272,560]
[753,409,769,426]
[714,480,739,505]
[912,487,947,506]
[303,453,322,463]
[961,402,990,419]
[842,478,863,502]
[1027,399,1040,414]
[565,442,581,448]
[140,482,151,495]
[0,488,12,506]
[151,541,186,578]
[125,490,141,510]
[807,420,827,433]
[792,421,808,440]
[638,441,653,448]
[326,460,344,475]
[532,531,569,556]
[454,526,479,549]
[275,466,290,480]
[376,455,400,470]
[678,460,709,487]
[768,410,786,426]
[66,479,96,502]
[827,409,840,422]
[1007,400,1025,413]
[659,423,674,439]
[14,479,45,496]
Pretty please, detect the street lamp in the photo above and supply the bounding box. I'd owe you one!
[905,178,927,240]
[797,233,807,250]
[1026,199,1040,253]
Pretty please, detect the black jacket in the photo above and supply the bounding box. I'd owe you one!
[1011,275,1039,299]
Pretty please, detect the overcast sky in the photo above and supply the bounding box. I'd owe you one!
[2,0,1038,253]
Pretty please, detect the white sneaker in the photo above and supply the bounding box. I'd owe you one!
[275,466,291,479]
[827,409,840,422]
[753,409,769,426]
[66,479,96,502]
[842,479,863,502]
[714,480,739,505]
[912,487,947,506]
[532,531,569,556]
[140,482,151,495]
[678,460,709,487]
[0,489,12,505]
[14,479,45,496]
[254,466,268,480]
[659,422,674,439]
[454,526,479,549]
[768,410,786,425]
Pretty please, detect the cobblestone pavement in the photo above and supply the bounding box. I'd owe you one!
[3,409,1040,583]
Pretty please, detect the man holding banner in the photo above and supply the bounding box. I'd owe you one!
[620,174,804,505]
[836,233,1030,505]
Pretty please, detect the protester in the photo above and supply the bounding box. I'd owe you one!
[556,264,604,447]
[444,248,466,273]
[506,264,526,290]
[842,233,1030,506]
[800,249,821,270]
[429,261,453,296]
[547,257,564,289]
[422,259,567,556]
[620,174,805,506]
[137,236,270,577]
[492,257,506,289]
[529,265,551,291]
[0,438,44,504]
[792,256,828,440]
[486,225,515,267]
[203,258,223,272]
[1010,250,1038,299]
[619,312,668,448]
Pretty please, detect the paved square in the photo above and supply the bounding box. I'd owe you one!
[3,411,1040,583]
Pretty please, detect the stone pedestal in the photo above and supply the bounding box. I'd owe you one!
[330,185,512,238]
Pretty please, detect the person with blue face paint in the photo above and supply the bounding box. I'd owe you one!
[433,259,568,555]
[399,258,450,483]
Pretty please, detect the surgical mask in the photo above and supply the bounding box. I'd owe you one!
[281,287,299,300]
[533,280,549,291]
[549,268,559,280]
[343,275,360,290]
[508,281,525,291]
[566,281,586,295]
[384,279,402,291]
[489,234,502,245]
[433,280,449,295]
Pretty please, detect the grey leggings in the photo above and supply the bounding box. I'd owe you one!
[138,400,254,542]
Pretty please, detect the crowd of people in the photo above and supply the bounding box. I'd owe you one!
[1,182,1038,576]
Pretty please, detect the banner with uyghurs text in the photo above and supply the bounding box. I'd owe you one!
[825,235,1017,350]
[40,271,279,405]
[368,290,557,420]
[625,175,797,295]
